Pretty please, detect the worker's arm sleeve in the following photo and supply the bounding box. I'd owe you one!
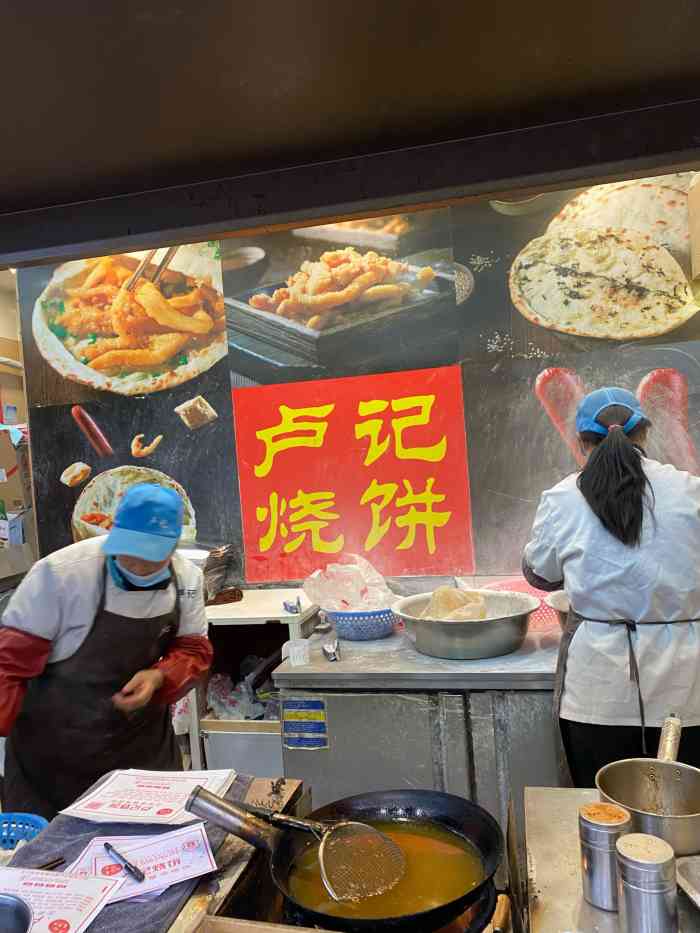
[522,494,565,591]
[152,636,213,705]
[152,563,212,704]
[0,627,52,735]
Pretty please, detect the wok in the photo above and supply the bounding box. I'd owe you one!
[596,716,700,856]
[187,787,504,932]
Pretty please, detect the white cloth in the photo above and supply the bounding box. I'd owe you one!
[524,458,700,726]
[1,537,207,664]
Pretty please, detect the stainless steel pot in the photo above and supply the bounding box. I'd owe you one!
[0,895,32,933]
[597,716,700,856]
[393,591,540,660]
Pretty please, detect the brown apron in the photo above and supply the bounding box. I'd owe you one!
[4,562,182,819]
[554,608,694,783]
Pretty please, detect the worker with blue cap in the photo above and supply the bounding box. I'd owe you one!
[523,387,700,786]
[0,483,213,818]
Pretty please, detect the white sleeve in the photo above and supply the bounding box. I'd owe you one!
[175,561,208,638]
[1,559,63,641]
[523,493,563,584]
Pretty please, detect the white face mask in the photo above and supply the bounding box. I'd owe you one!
[115,558,171,588]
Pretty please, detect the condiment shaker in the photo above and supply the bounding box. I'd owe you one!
[578,802,631,910]
[616,833,678,933]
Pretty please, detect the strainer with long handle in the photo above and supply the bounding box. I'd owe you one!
[186,786,406,902]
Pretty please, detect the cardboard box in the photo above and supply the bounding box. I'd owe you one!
[0,430,32,511]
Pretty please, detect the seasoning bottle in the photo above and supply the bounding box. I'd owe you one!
[578,801,631,910]
[616,833,678,933]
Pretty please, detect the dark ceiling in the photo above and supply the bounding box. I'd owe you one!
[3,0,700,218]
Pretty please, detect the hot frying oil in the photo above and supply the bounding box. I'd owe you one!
[288,820,484,919]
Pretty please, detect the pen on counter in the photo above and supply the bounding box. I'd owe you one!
[104,842,145,883]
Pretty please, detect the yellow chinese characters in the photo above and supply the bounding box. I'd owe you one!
[255,404,335,478]
[360,478,452,554]
[256,490,345,554]
[354,395,447,466]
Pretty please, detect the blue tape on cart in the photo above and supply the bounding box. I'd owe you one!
[282,698,329,750]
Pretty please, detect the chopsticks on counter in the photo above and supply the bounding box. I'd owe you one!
[34,857,66,871]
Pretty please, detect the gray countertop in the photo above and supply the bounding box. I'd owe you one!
[526,787,700,932]
[273,627,559,690]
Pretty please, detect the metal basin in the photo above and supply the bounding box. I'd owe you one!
[394,590,540,660]
[0,894,32,933]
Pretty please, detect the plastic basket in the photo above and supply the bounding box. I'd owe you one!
[326,608,396,641]
[0,813,48,851]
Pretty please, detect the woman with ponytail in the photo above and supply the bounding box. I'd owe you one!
[523,387,700,786]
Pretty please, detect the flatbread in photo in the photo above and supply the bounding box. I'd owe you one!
[547,175,693,261]
[509,228,697,340]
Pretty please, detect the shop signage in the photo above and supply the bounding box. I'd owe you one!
[233,365,474,581]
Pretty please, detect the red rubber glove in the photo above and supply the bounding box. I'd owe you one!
[151,635,213,706]
[0,626,52,735]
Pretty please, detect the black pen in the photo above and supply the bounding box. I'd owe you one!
[104,842,145,883]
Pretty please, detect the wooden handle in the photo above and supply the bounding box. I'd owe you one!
[492,894,511,932]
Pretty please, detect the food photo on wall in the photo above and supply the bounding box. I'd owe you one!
[17,242,227,407]
[27,356,241,558]
[221,208,475,385]
[449,170,700,362]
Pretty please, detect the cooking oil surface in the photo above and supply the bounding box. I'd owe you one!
[288,819,484,919]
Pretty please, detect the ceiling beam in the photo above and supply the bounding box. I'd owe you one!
[2,98,700,268]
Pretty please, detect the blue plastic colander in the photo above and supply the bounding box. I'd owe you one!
[0,813,48,850]
[326,608,396,641]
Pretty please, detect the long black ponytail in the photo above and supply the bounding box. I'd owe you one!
[577,404,653,546]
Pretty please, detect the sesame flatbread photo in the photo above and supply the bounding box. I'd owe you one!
[547,174,694,262]
[32,244,227,397]
[509,228,698,340]
[71,465,196,543]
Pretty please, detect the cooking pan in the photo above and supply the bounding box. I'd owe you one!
[187,787,504,932]
[596,716,700,856]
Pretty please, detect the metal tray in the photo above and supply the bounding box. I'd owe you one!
[225,268,461,366]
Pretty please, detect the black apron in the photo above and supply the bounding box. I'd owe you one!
[4,563,182,819]
[554,608,697,782]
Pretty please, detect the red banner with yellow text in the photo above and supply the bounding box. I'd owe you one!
[233,366,474,581]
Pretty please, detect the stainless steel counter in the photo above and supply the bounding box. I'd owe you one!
[273,628,559,690]
[526,787,700,932]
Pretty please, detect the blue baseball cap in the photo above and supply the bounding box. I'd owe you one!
[103,484,184,561]
[575,387,647,437]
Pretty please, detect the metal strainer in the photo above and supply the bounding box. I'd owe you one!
[185,786,406,902]
[268,812,407,901]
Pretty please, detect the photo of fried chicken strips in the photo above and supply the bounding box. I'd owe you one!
[249,247,435,330]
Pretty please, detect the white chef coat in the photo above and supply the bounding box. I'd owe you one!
[524,458,700,726]
[1,537,207,664]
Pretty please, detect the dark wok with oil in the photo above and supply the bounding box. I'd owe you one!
[191,787,503,932]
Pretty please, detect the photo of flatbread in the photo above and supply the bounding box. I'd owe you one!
[547,173,694,262]
[71,465,196,543]
[32,246,226,397]
[509,228,697,340]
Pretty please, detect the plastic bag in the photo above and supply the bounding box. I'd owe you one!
[207,673,265,721]
[303,554,395,612]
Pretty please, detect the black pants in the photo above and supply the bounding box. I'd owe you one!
[560,718,700,788]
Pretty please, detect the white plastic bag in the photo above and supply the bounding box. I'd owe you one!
[303,554,394,612]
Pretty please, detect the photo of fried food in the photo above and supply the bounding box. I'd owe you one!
[33,250,227,396]
[333,215,411,236]
[131,433,164,458]
[249,247,435,330]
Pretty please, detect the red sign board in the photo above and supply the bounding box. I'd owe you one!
[233,366,474,581]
